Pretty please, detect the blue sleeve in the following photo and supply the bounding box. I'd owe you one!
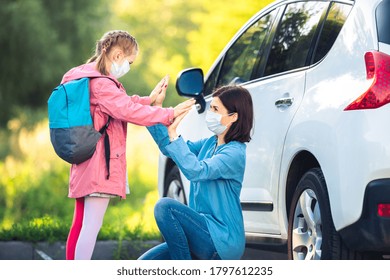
[146,124,171,157]
[187,138,206,157]
[147,124,207,158]
[166,138,245,182]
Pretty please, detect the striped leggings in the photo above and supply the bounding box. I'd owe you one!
[65,196,110,260]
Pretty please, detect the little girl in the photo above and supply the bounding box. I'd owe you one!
[63,30,194,260]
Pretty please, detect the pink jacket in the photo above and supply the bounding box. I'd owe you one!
[60,63,174,199]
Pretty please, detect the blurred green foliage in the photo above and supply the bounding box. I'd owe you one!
[0,0,109,126]
[0,116,162,241]
[112,0,272,106]
[0,0,273,241]
[0,0,272,126]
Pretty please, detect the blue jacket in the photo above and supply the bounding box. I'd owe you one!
[147,124,246,259]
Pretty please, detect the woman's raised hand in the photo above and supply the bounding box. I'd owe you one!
[168,108,190,139]
[168,99,196,139]
[173,98,196,118]
[168,100,194,138]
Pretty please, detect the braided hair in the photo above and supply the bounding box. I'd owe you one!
[87,30,138,75]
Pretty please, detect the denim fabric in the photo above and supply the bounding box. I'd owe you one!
[138,198,220,260]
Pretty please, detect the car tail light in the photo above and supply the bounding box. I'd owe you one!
[378,203,390,217]
[344,51,390,110]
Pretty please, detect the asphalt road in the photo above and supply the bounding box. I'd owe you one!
[242,243,288,260]
[4,240,389,260]
[0,240,288,260]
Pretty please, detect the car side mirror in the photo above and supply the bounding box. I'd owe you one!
[176,68,204,97]
[176,68,206,113]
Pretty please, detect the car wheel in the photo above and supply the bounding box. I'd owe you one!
[287,168,385,260]
[288,167,338,260]
[164,165,187,205]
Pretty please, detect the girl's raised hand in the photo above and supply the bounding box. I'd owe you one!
[154,75,169,107]
[150,75,169,106]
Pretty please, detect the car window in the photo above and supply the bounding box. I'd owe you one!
[214,10,278,89]
[264,1,328,76]
[312,2,352,64]
[376,0,390,44]
[203,59,223,96]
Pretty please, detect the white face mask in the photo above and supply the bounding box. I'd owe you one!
[110,60,130,79]
[206,110,231,135]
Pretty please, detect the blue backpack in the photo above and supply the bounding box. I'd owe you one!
[48,76,117,179]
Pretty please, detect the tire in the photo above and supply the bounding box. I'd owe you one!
[164,165,187,205]
[287,168,338,260]
[288,168,385,260]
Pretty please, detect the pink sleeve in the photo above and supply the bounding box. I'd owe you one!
[129,95,151,105]
[92,79,174,126]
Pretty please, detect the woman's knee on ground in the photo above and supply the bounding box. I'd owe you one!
[154,197,181,222]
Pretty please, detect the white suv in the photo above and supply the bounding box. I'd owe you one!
[157,0,390,259]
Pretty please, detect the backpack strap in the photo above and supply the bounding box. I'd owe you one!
[89,75,120,87]
[99,116,111,180]
[91,76,120,180]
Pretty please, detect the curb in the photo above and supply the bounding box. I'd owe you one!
[0,240,161,260]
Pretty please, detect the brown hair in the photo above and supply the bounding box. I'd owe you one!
[87,30,138,75]
[212,85,254,143]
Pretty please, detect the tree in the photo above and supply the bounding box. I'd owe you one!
[111,0,202,106]
[112,0,273,107]
[0,0,109,126]
[188,0,274,72]
[0,0,275,125]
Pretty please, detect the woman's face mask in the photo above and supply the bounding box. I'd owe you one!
[206,110,231,135]
[110,59,130,79]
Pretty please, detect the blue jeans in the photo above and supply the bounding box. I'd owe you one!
[138,197,220,260]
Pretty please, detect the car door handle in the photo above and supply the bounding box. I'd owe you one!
[275,97,294,108]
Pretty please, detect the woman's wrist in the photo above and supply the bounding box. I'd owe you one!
[168,131,179,142]
[169,135,180,142]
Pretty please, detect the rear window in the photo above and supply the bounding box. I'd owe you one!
[264,1,328,76]
[376,0,390,44]
[312,2,352,64]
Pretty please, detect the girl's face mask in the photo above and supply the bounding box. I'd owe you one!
[205,110,233,135]
[110,59,130,79]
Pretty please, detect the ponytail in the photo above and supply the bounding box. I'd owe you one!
[86,38,102,63]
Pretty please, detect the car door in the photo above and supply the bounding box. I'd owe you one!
[199,7,281,138]
[175,10,280,202]
[236,1,330,235]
